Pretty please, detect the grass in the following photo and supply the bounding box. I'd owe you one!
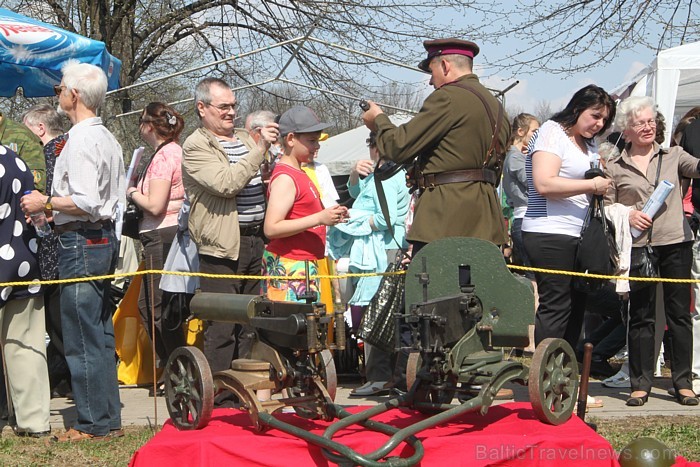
[0,416,697,465]
[0,427,153,467]
[594,415,700,461]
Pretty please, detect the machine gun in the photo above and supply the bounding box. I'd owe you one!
[164,293,345,431]
[164,238,580,466]
[397,237,578,424]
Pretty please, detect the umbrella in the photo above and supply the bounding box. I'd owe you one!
[0,8,121,97]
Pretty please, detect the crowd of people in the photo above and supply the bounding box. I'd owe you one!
[1,35,699,443]
[504,87,700,408]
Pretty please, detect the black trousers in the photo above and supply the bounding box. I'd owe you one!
[199,234,265,374]
[523,231,587,350]
[138,225,182,368]
[628,241,694,393]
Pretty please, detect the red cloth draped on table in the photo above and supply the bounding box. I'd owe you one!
[129,402,632,466]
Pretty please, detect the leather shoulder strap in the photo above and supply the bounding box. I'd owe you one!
[446,81,505,168]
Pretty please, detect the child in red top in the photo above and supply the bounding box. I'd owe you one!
[263,106,348,302]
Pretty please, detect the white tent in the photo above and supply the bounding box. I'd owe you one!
[611,41,700,144]
[316,113,413,176]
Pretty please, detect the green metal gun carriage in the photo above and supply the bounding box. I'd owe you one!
[164,237,580,466]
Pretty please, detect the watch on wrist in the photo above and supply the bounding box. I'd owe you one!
[45,196,53,210]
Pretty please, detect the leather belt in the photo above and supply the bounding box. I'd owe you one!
[55,220,111,234]
[239,222,263,237]
[420,168,498,189]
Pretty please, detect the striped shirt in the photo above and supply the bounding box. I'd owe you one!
[218,138,265,226]
[522,120,595,237]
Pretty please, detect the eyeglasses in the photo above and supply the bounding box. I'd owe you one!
[203,102,237,113]
[53,84,66,96]
[631,119,657,131]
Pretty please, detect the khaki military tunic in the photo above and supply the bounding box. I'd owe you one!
[0,114,46,192]
[374,74,510,245]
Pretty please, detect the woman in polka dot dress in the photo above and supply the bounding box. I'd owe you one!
[0,144,51,436]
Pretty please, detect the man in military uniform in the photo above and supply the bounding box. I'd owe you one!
[362,39,512,400]
[361,38,510,253]
[0,112,46,192]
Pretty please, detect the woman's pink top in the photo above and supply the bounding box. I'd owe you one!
[137,141,185,232]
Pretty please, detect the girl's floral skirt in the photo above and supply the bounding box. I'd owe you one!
[262,250,320,303]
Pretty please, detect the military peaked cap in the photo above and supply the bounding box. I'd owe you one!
[418,38,480,72]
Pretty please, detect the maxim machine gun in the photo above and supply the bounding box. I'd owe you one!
[164,238,580,466]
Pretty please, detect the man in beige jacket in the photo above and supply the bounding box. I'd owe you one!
[182,78,278,406]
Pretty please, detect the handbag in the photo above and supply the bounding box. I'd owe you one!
[574,193,618,293]
[628,152,664,291]
[628,245,659,291]
[121,201,142,239]
[121,140,171,240]
[357,166,409,353]
[358,258,405,353]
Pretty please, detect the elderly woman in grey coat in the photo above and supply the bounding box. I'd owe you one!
[604,96,700,407]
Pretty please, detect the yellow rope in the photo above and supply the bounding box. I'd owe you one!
[0,264,691,287]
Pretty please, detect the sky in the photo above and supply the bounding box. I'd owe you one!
[377,4,674,117]
[391,41,654,116]
[477,45,652,113]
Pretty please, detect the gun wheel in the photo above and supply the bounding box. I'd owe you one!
[528,338,579,425]
[164,346,214,430]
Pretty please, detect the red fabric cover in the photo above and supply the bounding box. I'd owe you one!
[129,402,632,466]
[266,163,325,260]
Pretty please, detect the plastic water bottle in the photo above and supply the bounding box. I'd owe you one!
[23,190,52,237]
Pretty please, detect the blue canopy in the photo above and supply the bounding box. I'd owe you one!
[0,8,121,97]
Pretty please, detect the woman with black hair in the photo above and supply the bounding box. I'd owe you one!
[522,85,616,350]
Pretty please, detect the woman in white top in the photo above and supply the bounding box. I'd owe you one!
[522,85,615,351]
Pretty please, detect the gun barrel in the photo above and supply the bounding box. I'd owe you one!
[190,293,260,323]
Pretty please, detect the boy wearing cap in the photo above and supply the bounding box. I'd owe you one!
[362,38,510,253]
[263,105,348,302]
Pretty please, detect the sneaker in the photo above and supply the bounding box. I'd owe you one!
[349,381,391,396]
[602,370,631,388]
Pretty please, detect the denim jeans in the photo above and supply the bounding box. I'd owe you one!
[58,225,121,436]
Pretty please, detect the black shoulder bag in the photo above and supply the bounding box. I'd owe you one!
[573,168,619,293]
